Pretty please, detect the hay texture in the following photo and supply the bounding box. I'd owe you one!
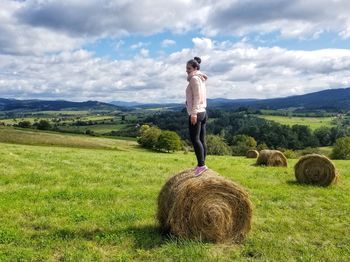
[246,150,259,158]
[294,154,338,186]
[157,169,252,243]
[256,149,287,167]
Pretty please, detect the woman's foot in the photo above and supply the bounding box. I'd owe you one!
[194,165,208,176]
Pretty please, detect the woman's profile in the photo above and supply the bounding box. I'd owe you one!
[185,57,208,176]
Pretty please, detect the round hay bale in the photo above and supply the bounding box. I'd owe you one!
[256,149,287,167]
[246,150,259,158]
[294,154,338,186]
[157,169,252,243]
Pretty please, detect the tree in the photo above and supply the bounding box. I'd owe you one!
[137,126,161,149]
[139,124,150,136]
[292,125,319,148]
[206,135,231,155]
[156,130,182,152]
[17,120,31,128]
[331,136,350,159]
[230,134,257,156]
[36,120,51,130]
[314,126,332,146]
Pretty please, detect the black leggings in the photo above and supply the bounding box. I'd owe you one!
[189,111,207,167]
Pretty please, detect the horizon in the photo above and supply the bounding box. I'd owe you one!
[1,1,350,103]
[1,86,350,105]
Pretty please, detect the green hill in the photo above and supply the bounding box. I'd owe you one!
[0,132,349,261]
[0,126,138,151]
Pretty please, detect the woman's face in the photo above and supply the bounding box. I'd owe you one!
[186,64,196,75]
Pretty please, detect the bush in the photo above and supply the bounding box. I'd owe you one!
[299,147,321,156]
[331,136,350,159]
[85,129,96,136]
[137,125,161,149]
[206,135,231,156]
[256,143,268,151]
[156,130,182,152]
[230,134,257,156]
[17,120,31,128]
[36,120,52,130]
[282,149,297,159]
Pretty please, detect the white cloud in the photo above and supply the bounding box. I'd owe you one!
[130,42,150,50]
[1,1,350,103]
[2,0,350,56]
[1,39,350,103]
[161,39,176,48]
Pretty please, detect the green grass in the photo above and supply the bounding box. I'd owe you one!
[0,126,138,151]
[0,132,349,261]
[57,124,128,134]
[258,115,336,130]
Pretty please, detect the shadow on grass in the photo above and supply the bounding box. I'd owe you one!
[48,224,169,250]
[286,180,300,186]
[124,224,168,249]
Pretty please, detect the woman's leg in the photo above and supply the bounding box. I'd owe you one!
[189,112,206,166]
[200,112,207,162]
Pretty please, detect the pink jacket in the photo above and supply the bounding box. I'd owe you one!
[186,70,208,116]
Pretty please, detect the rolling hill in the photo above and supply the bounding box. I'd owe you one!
[0,98,123,111]
[2,87,350,111]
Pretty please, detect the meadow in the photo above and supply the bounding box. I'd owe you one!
[0,128,349,261]
[258,115,336,130]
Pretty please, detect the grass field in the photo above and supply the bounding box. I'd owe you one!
[258,115,336,130]
[0,131,349,261]
[0,127,137,151]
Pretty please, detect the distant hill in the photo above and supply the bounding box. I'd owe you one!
[111,87,350,111]
[2,87,350,112]
[209,87,350,111]
[0,98,123,111]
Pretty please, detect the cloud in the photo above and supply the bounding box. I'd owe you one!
[2,0,350,56]
[161,39,176,47]
[204,0,350,38]
[1,39,350,103]
[130,42,150,49]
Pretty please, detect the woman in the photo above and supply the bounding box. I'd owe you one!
[186,57,208,176]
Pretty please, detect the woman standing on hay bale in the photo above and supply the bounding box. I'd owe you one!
[186,57,208,176]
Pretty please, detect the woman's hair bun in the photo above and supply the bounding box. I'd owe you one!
[194,57,201,64]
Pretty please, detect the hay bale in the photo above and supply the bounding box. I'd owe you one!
[246,150,259,158]
[157,169,252,243]
[294,154,338,186]
[256,149,287,167]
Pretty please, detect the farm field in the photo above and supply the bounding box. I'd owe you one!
[0,127,137,150]
[258,115,336,130]
[0,131,349,261]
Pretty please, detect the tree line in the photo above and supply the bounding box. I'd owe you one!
[143,108,350,151]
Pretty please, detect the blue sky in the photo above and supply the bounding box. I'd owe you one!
[1,0,350,103]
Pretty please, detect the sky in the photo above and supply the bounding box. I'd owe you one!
[1,0,350,103]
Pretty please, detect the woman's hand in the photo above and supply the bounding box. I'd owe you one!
[191,115,197,125]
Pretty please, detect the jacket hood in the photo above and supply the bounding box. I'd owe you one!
[187,70,208,82]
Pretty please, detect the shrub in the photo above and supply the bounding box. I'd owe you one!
[206,135,231,156]
[17,120,31,128]
[36,120,52,130]
[231,134,257,156]
[156,130,182,152]
[282,149,297,159]
[331,136,350,159]
[137,125,161,149]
